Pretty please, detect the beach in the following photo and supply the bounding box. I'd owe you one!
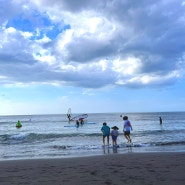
[0,152,184,185]
[0,113,185,184]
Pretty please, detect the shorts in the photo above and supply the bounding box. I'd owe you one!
[103,134,109,138]
[112,135,117,141]
[124,131,130,136]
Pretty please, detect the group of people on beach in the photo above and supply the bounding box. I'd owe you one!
[101,116,133,146]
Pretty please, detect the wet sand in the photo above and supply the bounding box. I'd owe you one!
[0,152,184,185]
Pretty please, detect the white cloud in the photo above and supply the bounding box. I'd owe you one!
[0,0,185,90]
[112,57,142,76]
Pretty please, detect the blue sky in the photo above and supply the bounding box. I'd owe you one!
[1,0,185,115]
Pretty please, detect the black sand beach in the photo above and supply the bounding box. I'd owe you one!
[0,152,184,185]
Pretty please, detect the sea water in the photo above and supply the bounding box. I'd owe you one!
[0,112,185,161]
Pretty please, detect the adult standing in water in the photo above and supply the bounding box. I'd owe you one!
[67,108,73,121]
[159,117,162,125]
[67,113,71,121]
[123,116,133,143]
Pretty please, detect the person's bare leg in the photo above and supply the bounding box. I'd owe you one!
[113,141,116,145]
[124,135,129,142]
[102,136,105,145]
[115,140,117,145]
[127,135,132,143]
[107,136,109,145]
[112,140,115,146]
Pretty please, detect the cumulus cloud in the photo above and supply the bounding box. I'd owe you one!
[0,0,185,89]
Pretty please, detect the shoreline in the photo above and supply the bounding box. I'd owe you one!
[0,152,184,185]
[1,144,184,162]
[0,149,184,162]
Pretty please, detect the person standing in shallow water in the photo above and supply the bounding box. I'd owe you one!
[111,126,119,146]
[123,116,133,143]
[159,117,162,125]
[101,122,110,146]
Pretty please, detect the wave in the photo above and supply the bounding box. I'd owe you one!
[0,133,102,143]
[129,140,185,147]
[1,132,185,148]
[1,129,184,141]
[48,140,185,152]
[154,140,185,146]
[135,129,185,136]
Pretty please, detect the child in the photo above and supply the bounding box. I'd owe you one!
[101,122,110,146]
[111,126,119,146]
[123,116,133,143]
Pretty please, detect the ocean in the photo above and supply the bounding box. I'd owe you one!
[0,112,185,161]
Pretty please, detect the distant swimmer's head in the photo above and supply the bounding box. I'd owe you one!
[103,122,107,126]
[123,116,128,120]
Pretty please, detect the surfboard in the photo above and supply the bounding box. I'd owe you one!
[64,125,77,127]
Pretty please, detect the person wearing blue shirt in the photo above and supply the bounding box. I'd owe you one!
[101,122,110,146]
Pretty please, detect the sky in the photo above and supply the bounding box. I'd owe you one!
[1,0,185,115]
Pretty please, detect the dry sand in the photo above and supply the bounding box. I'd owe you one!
[0,152,184,185]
